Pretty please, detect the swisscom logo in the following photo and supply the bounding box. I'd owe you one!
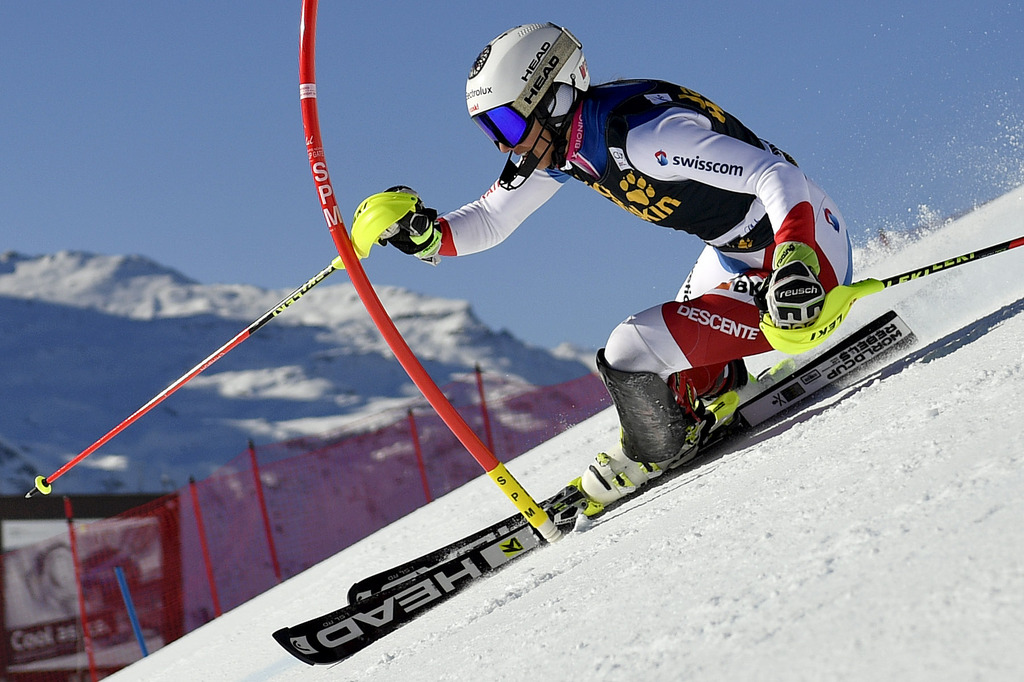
[655,150,668,166]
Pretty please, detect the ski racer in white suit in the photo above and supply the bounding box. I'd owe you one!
[370,23,853,508]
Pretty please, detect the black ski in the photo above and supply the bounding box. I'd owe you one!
[272,522,546,665]
[346,510,532,603]
[274,310,914,665]
[347,308,914,599]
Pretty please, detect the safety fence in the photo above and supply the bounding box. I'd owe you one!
[1,370,609,681]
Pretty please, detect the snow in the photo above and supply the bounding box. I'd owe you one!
[102,184,1024,681]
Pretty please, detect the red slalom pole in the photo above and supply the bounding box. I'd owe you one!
[65,497,99,682]
[189,478,222,619]
[248,440,283,583]
[407,409,433,504]
[298,1,558,541]
[475,364,496,454]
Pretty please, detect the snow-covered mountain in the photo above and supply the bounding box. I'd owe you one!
[0,251,594,494]
[106,184,1024,682]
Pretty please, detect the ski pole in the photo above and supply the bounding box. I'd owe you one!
[26,257,345,498]
[762,234,1024,354]
[876,234,1024,288]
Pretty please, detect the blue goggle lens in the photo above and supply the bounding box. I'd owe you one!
[473,105,529,148]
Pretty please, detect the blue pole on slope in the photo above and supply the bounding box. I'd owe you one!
[114,566,149,657]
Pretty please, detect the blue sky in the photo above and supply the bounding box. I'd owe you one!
[2,1,1022,350]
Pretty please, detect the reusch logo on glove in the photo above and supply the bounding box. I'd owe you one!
[776,284,823,301]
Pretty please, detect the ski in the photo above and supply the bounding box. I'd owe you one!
[272,522,547,665]
[345,511,533,604]
[347,308,914,599]
[273,309,914,665]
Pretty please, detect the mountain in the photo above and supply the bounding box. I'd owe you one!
[0,251,595,494]
[104,184,1024,681]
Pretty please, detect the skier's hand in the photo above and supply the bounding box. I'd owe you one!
[773,241,820,275]
[377,186,442,264]
[759,241,825,330]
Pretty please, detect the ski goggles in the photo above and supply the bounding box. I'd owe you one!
[472,105,531,148]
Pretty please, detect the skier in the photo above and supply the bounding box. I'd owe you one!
[364,22,852,509]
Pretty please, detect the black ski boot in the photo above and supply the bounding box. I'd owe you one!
[576,350,710,507]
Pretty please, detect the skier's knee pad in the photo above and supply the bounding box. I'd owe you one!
[596,349,697,463]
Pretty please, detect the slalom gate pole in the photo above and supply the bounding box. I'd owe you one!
[26,257,345,498]
[114,566,150,657]
[65,497,99,682]
[298,1,560,542]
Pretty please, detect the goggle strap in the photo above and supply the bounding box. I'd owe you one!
[510,30,580,120]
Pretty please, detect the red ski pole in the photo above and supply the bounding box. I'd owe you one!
[26,258,344,497]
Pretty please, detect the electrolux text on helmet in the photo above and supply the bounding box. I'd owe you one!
[466,86,493,101]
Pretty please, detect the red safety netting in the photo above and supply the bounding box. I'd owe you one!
[2,371,608,680]
[2,495,183,680]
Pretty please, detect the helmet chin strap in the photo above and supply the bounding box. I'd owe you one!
[498,149,543,190]
[497,97,574,190]
[497,126,558,190]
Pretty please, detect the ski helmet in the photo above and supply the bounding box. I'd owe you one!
[466,23,590,187]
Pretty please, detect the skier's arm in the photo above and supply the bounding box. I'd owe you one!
[627,110,816,248]
[629,111,826,327]
[375,169,566,262]
[436,168,568,256]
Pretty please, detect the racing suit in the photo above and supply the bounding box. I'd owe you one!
[436,80,852,395]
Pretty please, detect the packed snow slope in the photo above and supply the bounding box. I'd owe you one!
[110,186,1024,682]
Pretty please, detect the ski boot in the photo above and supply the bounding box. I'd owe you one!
[573,441,690,514]
[574,395,746,513]
[572,355,799,515]
[573,352,724,513]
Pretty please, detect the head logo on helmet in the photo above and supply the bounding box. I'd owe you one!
[465,23,589,121]
[466,23,591,188]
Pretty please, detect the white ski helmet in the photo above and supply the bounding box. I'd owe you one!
[466,23,589,158]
